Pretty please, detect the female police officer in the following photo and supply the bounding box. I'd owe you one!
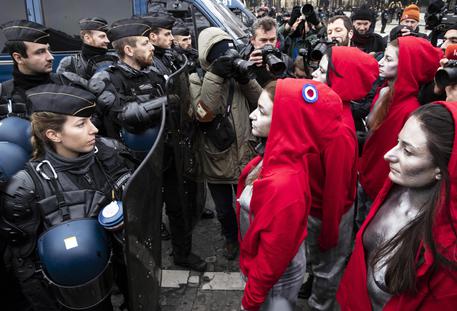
[1,84,131,310]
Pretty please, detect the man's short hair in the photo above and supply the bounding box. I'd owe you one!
[4,41,28,64]
[80,29,92,40]
[327,15,353,32]
[112,37,139,58]
[252,16,277,36]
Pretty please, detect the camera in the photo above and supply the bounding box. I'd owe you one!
[301,4,320,26]
[225,49,256,75]
[310,39,338,62]
[259,45,286,75]
[426,0,457,30]
[435,60,457,88]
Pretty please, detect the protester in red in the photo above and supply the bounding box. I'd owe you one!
[237,79,345,311]
[357,37,442,227]
[337,102,457,310]
[313,46,379,131]
[302,46,378,310]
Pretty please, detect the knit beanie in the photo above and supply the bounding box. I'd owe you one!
[351,6,372,21]
[401,4,420,22]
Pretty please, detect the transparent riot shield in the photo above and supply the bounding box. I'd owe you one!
[122,101,166,311]
[166,57,204,229]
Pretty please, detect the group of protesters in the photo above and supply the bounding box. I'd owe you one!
[1,1,457,311]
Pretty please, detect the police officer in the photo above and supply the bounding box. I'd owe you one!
[172,26,199,73]
[57,17,118,79]
[0,20,89,120]
[0,84,131,310]
[143,15,181,77]
[89,18,164,139]
[89,18,207,271]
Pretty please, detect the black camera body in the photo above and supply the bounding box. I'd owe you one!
[259,45,286,75]
[435,60,457,88]
[426,1,457,30]
[310,39,338,62]
[225,49,256,75]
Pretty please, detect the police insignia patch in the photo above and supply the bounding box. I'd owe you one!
[302,84,318,104]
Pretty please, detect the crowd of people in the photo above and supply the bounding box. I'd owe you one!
[1,1,457,311]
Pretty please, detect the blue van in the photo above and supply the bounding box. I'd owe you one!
[0,0,250,82]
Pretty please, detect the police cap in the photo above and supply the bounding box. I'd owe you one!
[1,20,50,44]
[79,17,109,32]
[27,84,96,117]
[172,27,190,36]
[142,15,175,31]
[108,18,151,42]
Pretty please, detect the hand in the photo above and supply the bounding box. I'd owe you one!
[209,55,234,79]
[400,27,412,37]
[248,49,263,67]
[288,6,301,26]
[291,17,303,32]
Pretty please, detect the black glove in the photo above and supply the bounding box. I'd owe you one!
[209,55,234,79]
[288,6,301,26]
[233,70,250,84]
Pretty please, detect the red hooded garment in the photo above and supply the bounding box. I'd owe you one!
[236,79,344,310]
[359,37,442,200]
[337,101,457,310]
[306,47,378,251]
[328,46,379,131]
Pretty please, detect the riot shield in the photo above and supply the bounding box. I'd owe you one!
[122,102,166,311]
[166,57,204,229]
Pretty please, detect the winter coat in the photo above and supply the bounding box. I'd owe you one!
[359,37,442,200]
[236,79,344,310]
[337,101,457,310]
[188,27,262,183]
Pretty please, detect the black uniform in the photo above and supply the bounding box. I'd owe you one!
[0,20,90,120]
[90,61,165,139]
[56,17,118,80]
[91,18,206,271]
[0,85,132,310]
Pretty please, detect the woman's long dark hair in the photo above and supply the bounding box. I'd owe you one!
[367,39,399,131]
[371,104,456,295]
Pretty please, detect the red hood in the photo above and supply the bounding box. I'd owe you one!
[262,78,343,176]
[329,46,379,104]
[359,37,442,200]
[337,101,457,310]
[237,79,344,310]
[391,36,442,104]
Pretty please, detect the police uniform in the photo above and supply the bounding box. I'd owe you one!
[57,17,118,80]
[143,15,181,77]
[172,27,199,73]
[88,18,165,139]
[0,20,90,120]
[0,84,132,310]
[89,19,207,272]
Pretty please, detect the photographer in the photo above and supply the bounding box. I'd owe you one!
[241,17,293,87]
[188,28,262,260]
[418,24,457,105]
[280,5,323,59]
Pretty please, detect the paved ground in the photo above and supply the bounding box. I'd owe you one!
[127,16,429,311]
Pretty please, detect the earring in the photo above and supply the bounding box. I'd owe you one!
[436,174,442,180]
